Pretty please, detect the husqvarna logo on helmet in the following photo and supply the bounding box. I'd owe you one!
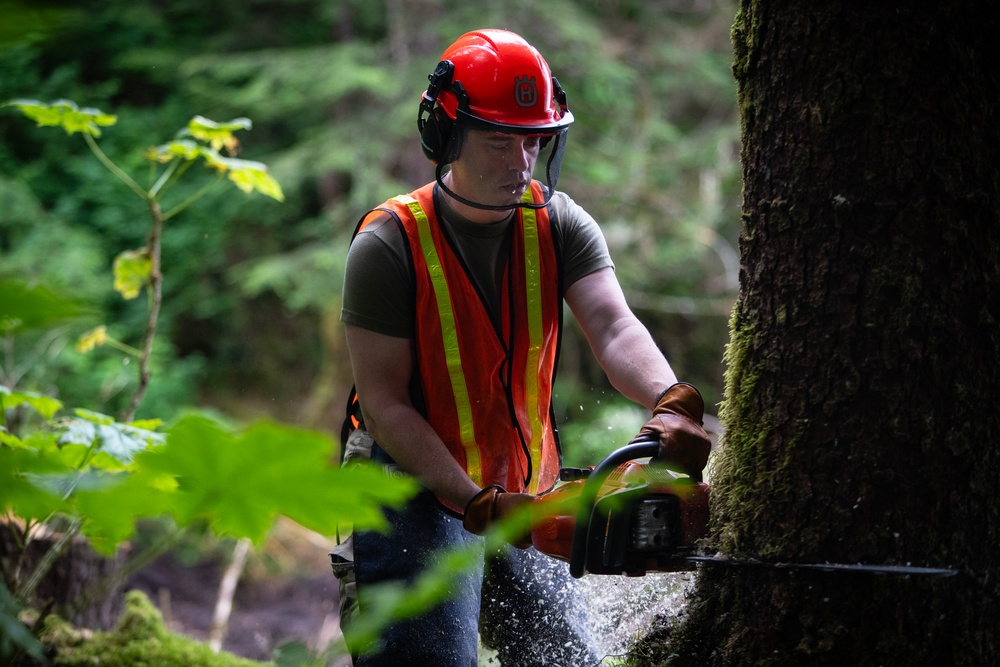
[514,75,537,107]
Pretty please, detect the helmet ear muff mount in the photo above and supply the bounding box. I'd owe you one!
[418,60,463,165]
[419,105,463,165]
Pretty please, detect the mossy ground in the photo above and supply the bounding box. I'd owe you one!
[40,590,273,667]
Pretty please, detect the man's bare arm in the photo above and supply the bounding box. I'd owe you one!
[564,267,678,409]
[344,324,481,509]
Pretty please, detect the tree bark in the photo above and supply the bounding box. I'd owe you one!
[639,2,1000,664]
[0,522,124,631]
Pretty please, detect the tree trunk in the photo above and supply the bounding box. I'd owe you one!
[639,2,1000,665]
[0,522,125,631]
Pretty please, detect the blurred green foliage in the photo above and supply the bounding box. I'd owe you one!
[0,0,739,443]
[1,264,415,663]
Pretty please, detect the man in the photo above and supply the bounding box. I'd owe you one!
[335,29,710,666]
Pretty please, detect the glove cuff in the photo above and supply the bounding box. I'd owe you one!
[654,382,705,424]
[462,485,506,536]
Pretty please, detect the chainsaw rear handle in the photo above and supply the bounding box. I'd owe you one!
[568,434,702,578]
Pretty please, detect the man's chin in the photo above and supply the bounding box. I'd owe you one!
[499,185,527,205]
[445,184,524,210]
[475,192,521,209]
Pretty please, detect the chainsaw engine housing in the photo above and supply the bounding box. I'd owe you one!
[531,457,710,576]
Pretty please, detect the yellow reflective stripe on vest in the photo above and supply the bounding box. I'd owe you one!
[395,194,482,486]
[520,189,545,493]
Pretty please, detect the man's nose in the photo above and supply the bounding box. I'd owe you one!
[508,141,533,170]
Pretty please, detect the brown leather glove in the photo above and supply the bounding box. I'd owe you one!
[639,382,711,477]
[463,485,534,549]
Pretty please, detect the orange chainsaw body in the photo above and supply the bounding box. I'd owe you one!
[530,460,710,576]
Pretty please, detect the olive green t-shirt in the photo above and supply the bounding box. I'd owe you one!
[340,186,614,338]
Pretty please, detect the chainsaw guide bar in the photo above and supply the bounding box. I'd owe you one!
[683,555,960,577]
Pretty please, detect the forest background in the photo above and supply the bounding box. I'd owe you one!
[0,0,739,449]
[1,0,738,660]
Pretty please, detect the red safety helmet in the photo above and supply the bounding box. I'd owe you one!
[419,29,573,166]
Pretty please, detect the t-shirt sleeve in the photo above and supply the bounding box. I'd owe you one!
[549,191,615,289]
[340,214,415,338]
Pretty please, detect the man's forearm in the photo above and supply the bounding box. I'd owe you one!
[364,402,482,510]
[345,324,483,510]
[565,269,678,410]
[597,318,678,410]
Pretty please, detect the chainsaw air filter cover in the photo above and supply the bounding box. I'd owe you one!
[584,464,709,575]
[530,454,710,577]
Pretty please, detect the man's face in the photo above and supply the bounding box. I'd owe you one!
[447,129,546,208]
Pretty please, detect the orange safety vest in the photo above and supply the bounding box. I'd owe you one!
[352,181,563,510]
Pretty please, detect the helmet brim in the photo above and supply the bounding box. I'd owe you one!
[455,107,574,135]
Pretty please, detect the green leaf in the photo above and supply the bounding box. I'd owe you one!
[76,325,108,353]
[14,430,60,454]
[1,581,45,661]
[0,279,88,333]
[22,467,119,500]
[74,469,175,553]
[146,140,284,201]
[112,247,151,299]
[184,115,252,152]
[92,423,160,464]
[56,409,165,465]
[3,98,117,137]
[0,386,62,420]
[225,160,285,201]
[201,151,285,201]
[146,138,206,163]
[0,446,69,521]
[138,416,415,543]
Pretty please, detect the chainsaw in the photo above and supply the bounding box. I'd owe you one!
[529,436,959,579]
[530,436,709,578]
